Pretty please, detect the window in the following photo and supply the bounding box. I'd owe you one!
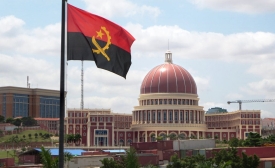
[158,111,161,121]
[92,117,95,122]
[175,111,178,121]
[180,111,183,121]
[169,111,173,121]
[185,111,189,121]
[164,99,167,104]
[168,99,172,104]
[147,100,150,105]
[148,111,150,121]
[155,99,158,105]
[173,99,177,105]
[100,117,103,122]
[151,99,154,105]
[163,111,167,121]
[178,99,181,105]
[159,99,162,104]
[152,111,155,121]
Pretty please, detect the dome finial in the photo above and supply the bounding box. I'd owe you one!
[165,50,172,63]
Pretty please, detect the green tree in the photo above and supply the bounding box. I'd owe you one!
[74,134,82,145]
[241,152,260,168]
[100,148,139,168]
[168,133,177,140]
[6,118,14,123]
[213,147,241,168]
[0,115,5,123]
[12,118,22,127]
[40,146,58,168]
[28,133,32,139]
[35,133,38,139]
[23,135,26,139]
[229,138,239,147]
[243,132,262,147]
[64,151,73,168]
[21,117,37,126]
[100,158,120,168]
[125,148,139,168]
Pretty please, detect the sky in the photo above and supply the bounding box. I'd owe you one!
[0,0,275,118]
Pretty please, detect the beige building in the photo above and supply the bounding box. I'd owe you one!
[65,51,261,146]
[0,86,60,118]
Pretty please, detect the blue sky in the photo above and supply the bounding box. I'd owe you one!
[1,0,275,118]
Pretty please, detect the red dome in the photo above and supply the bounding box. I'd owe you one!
[140,61,197,94]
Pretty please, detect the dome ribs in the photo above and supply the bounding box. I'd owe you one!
[158,64,168,93]
[150,65,162,93]
[140,63,197,94]
[168,64,177,93]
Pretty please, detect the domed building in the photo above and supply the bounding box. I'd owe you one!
[65,51,262,147]
[132,51,206,142]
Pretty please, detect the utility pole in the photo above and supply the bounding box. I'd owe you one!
[81,61,84,110]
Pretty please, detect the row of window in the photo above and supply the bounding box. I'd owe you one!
[206,113,261,121]
[2,94,6,118]
[40,96,60,118]
[68,112,88,118]
[68,119,87,124]
[140,99,198,106]
[134,111,202,122]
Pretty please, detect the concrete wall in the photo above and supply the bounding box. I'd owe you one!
[68,155,112,168]
[173,139,215,150]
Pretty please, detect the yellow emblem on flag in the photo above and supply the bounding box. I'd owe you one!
[92,26,112,61]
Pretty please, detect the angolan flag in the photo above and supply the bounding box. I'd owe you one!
[67,4,135,78]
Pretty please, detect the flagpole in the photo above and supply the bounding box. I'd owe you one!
[59,0,66,167]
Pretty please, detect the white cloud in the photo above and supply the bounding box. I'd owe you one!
[190,0,275,14]
[0,15,60,56]
[82,0,160,19]
[126,23,275,63]
[0,54,59,89]
[226,93,243,100]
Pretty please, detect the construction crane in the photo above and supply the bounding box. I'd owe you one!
[227,99,275,110]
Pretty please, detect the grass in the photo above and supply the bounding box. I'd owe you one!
[0,130,57,143]
[0,150,19,163]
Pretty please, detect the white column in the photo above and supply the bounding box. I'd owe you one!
[161,111,163,123]
[197,131,199,139]
[87,123,90,147]
[112,122,114,146]
[183,110,186,124]
[145,131,147,142]
[137,131,140,142]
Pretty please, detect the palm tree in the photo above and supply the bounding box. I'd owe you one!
[168,133,177,140]
[40,146,58,168]
[74,134,82,145]
[64,151,73,168]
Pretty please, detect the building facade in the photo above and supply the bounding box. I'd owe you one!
[65,51,262,147]
[0,86,60,118]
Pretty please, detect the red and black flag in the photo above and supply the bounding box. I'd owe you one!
[67,4,135,78]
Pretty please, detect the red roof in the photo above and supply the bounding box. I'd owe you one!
[140,63,197,94]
